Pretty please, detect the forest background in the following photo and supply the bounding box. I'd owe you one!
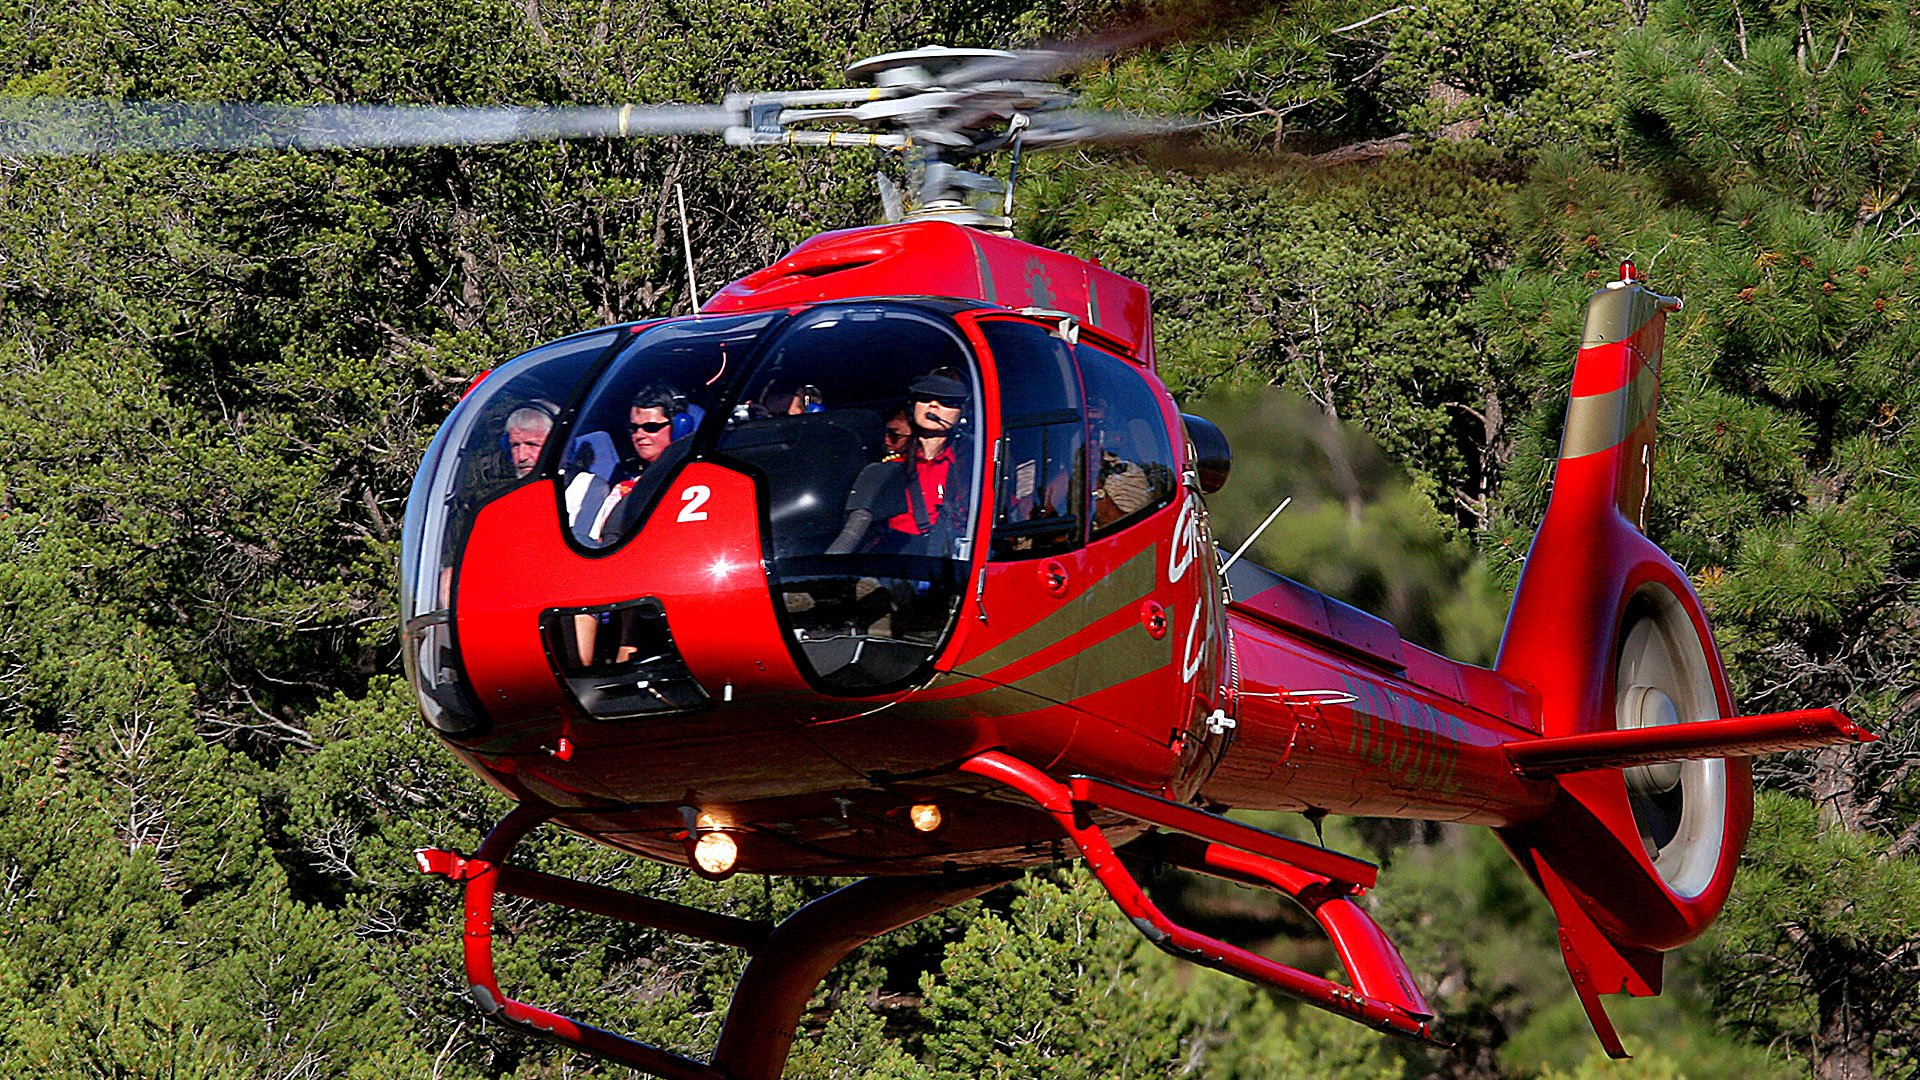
[1,0,1915,1077]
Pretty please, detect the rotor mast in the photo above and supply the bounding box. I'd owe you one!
[720,46,1106,231]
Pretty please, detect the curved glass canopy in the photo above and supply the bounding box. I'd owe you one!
[399,302,988,735]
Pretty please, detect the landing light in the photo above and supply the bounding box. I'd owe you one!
[694,831,738,876]
[909,803,943,833]
[708,557,735,581]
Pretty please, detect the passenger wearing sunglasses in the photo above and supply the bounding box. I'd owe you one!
[584,383,689,545]
[570,382,695,664]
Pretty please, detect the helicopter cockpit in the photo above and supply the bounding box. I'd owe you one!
[709,305,984,692]
[399,301,987,740]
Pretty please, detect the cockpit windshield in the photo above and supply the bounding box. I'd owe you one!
[714,305,982,692]
[562,314,779,548]
[398,326,624,735]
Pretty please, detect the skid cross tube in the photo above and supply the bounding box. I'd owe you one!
[960,751,1443,1045]
[418,805,1015,1080]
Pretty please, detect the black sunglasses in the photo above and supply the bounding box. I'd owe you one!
[911,394,963,407]
[628,420,673,434]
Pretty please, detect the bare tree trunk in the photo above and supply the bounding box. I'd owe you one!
[1311,408,1366,524]
[1810,744,1867,833]
[1813,951,1876,1080]
[1805,744,1882,1079]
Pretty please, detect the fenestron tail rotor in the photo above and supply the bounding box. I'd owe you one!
[0,44,1190,229]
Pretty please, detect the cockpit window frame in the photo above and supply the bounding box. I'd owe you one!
[971,314,1089,562]
[399,323,638,739]
[550,311,791,557]
[1077,340,1181,540]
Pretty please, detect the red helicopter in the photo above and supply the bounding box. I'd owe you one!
[388,47,1874,1078]
[8,44,1872,1079]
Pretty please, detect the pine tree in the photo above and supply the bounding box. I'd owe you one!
[1474,4,1920,1074]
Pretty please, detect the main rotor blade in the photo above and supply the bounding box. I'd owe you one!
[0,100,736,157]
[1019,108,1195,146]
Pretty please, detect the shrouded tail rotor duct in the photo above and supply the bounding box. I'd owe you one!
[1615,585,1730,900]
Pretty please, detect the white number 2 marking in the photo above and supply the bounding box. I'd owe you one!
[677,485,712,523]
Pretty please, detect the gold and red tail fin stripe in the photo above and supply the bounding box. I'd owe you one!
[1558,265,1682,531]
[1505,707,1872,779]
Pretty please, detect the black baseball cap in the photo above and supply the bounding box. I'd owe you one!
[908,371,970,404]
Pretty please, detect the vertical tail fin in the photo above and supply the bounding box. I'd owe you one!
[1495,267,1744,1058]
[1498,264,1686,739]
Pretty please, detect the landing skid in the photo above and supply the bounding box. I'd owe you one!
[960,752,1444,1046]
[417,804,1015,1080]
[419,753,1444,1078]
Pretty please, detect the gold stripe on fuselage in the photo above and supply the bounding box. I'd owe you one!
[960,543,1161,678]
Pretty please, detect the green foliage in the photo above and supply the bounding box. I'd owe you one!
[917,867,1187,1077]
[1380,0,1628,152]
[1178,976,1407,1080]
[1698,792,1920,1075]
[1194,386,1508,662]
[1475,5,1920,1075]
[1507,986,1801,1080]
[1622,2,1920,216]
[4,0,1916,1076]
[1031,156,1516,524]
[8,969,253,1080]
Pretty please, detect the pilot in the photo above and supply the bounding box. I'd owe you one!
[826,368,970,556]
[503,401,559,479]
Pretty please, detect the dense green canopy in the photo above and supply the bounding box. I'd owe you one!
[1,1,1913,1077]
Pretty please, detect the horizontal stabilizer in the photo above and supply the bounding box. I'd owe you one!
[1506,708,1872,779]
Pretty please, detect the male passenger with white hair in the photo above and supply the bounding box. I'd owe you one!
[503,401,558,479]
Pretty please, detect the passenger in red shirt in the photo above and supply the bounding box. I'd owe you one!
[827,369,971,557]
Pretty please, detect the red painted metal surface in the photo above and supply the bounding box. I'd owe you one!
[1507,707,1875,777]
[1069,774,1378,889]
[435,806,725,1080]
[1159,837,1432,1022]
[961,751,1443,1044]
[1201,609,1548,826]
[704,221,1155,365]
